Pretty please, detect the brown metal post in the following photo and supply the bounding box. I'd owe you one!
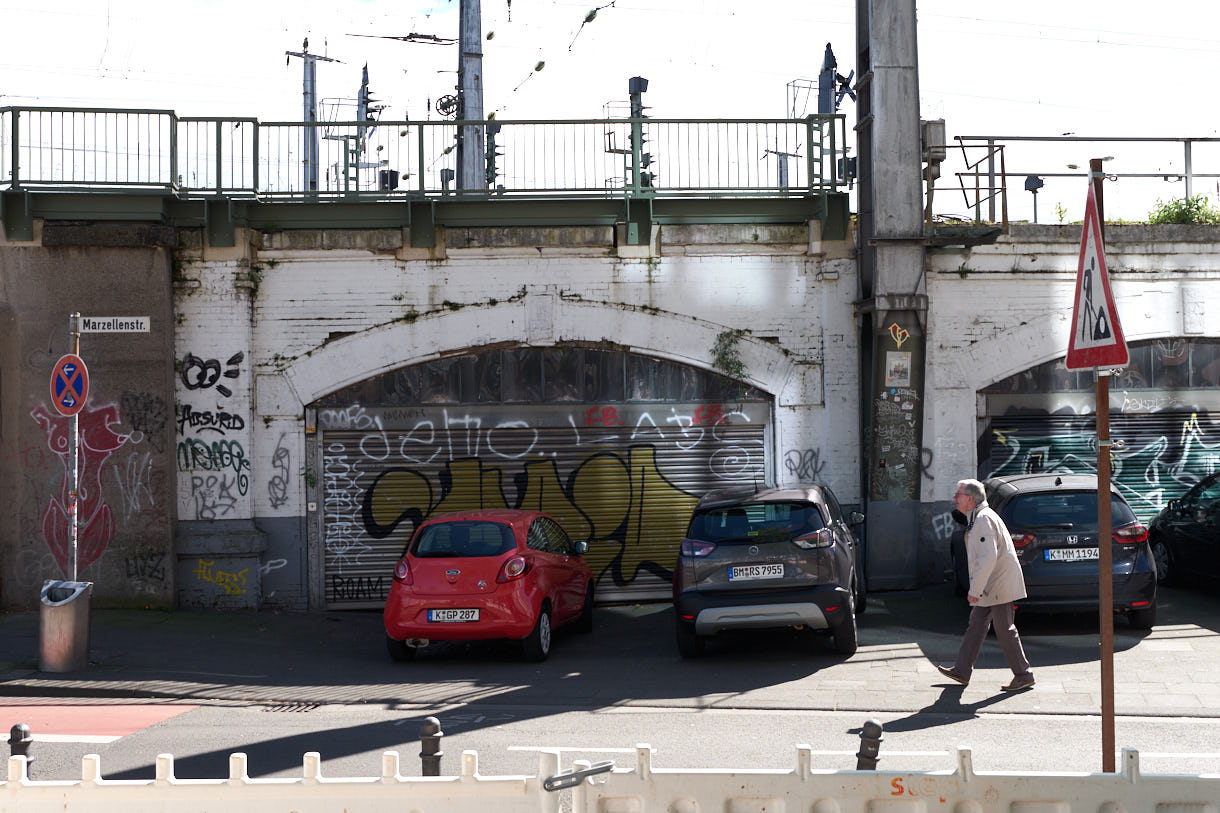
[1090,157,1116,773]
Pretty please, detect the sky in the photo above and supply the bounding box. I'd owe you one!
[3,0,1220,222]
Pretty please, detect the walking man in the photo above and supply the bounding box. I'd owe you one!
[938,478,1036,692]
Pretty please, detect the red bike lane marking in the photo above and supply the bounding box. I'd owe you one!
[1,704,196,741]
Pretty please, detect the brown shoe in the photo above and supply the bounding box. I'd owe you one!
[1001,673,1035,692]
[936,664,969,686]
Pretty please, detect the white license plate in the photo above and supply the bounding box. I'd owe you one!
[428,608,479,622]
[1045,547,1100,562]
[728,563,784,581]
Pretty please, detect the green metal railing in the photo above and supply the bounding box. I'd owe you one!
[1,106,848,200]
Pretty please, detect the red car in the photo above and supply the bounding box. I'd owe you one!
[383,509,595,662]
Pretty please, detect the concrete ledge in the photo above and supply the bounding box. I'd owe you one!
[42,221,178,248]
[1009,222,1220,244]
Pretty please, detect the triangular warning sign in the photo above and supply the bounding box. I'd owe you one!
[1065,182,1128,370]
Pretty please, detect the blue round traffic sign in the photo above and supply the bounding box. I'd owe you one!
[51,353,89,416]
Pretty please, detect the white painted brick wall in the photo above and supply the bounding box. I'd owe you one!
[924,228,1220,495]
[178,237,863,513]
[174,258,255,522]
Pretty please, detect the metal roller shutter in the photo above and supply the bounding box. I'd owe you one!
[984,411,1207,524]
[321,407,769,608]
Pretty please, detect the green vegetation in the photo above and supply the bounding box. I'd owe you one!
[711,329,746,380]
[1147,195,1220,225]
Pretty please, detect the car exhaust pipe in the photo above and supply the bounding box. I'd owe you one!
[406,638,430,648]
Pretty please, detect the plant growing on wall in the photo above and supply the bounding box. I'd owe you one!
[711,329,747,381]
[1147,194,1220,225]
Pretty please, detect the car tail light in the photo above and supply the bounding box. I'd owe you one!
[497,554,533,583]
[680,539,716,557]
[1113,523,1148,545]
[393,559,413,585]
[1011,533,1034,548]
[794,529,833,549]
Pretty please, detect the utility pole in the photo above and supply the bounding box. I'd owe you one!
[286,39,340,192]
[457,0,486,190]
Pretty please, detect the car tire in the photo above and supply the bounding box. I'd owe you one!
[1128,603,1157,630]
[675,620,705,659]
[522,604,552,662]
[831,592,858,656]
[573,583,595,633]
[1151,539,1175,586]
[854,575,867,616]
[386,634,416,662]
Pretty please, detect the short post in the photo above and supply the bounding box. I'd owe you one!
[856,719,883,770]
[9,723,33,768]
[419,716,443,776]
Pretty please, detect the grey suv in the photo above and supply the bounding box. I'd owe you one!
[671,483,866,657]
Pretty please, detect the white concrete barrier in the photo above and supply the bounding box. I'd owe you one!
[3,749,562,813]
[575,745,1220,813]
[6,744,1220,812]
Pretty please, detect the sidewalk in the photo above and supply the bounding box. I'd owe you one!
[3,583,1219,718]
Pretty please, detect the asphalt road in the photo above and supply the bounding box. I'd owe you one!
[5,581,1220,781]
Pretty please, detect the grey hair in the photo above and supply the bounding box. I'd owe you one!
[957,479,985,505]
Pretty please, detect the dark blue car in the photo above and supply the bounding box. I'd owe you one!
[951,473,1156,629]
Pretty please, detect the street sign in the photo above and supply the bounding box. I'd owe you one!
[1066,182,1128,370]
[50,353,89,416]
[78,316,150,333]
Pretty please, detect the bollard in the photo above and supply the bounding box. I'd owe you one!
[855,719,883,770]
[419,716,444,776]
[9,723,33,770]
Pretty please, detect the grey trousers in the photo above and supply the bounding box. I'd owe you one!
[953,601,1032,678]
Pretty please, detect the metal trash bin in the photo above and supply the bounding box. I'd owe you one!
[39,580,93,672]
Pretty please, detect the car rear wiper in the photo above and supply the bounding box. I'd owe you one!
[1023,523,1074,532]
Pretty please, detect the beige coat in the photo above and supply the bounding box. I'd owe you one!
[965,501,1027,606]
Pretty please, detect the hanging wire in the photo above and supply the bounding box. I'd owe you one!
[513,60,547,92]
[569,1,616,50]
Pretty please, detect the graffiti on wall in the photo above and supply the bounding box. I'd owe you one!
[268,434,290,509]
[120,391,168,452]
[784,448,826,481]
[180,352,244,398]
[176,350,249,520]
[323,405,766,602]
[985,409,1220,522]
[176,404,246,435]
[192,558,248,596]
[30,403,131,576]
[871,386,921,501]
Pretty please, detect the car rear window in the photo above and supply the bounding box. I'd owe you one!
[1000,491,1137,531]
[411,521,516,558]
[687,502,825,543]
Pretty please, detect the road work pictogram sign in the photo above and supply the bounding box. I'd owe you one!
[1065,182,1128,370]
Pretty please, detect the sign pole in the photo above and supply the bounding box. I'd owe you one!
[68,312,82,582]
[1089,158,1116,773]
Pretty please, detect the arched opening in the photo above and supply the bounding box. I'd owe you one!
[978,338,1220,523]
[310,345,774,607]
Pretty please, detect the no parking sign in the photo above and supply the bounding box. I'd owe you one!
[51,353,89,416]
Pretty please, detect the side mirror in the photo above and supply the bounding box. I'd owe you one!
[849,511,865,526]
[575,540,589,555]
